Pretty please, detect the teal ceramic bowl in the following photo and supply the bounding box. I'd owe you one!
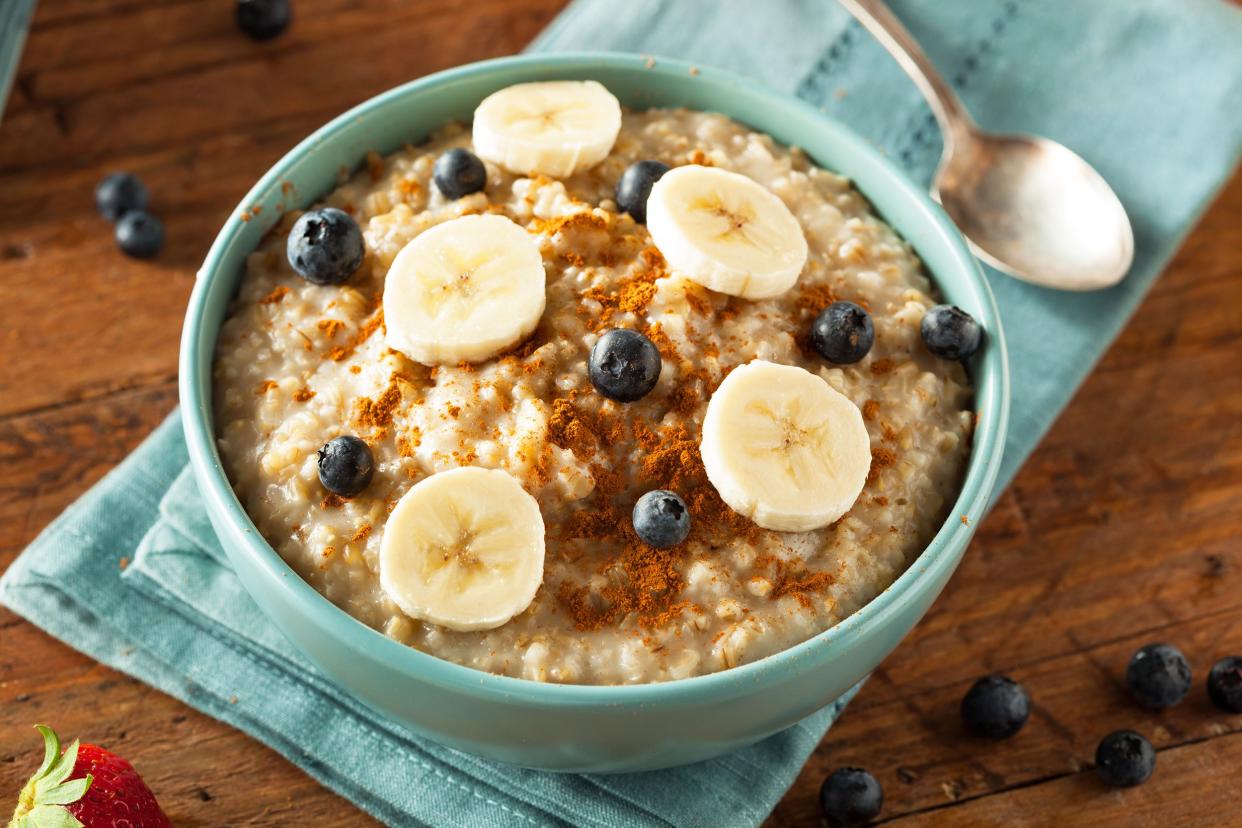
[180,52,1010,773]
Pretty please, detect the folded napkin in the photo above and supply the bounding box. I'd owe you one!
[0,0,37,122]
[4,1,1241,826]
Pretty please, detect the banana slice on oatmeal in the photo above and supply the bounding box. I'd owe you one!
[700,361,871,532]
[472,80,623,178]
[379,467,546,632]
[646,165,808,300]
[382,214,546,365]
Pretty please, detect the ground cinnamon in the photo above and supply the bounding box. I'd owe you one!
[353,382,402,429]
[259,286,289,305]
[326,308,384,362]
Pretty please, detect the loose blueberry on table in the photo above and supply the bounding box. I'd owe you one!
[1095,730,1156,788]
[1207,655,1242,713]
[615,159,670,224]
[811,300,875,364]
[632,490,691,548]
[433,148,488,199]
[114,211,165,259]
[588,328,663,402]
[287,207,365,286]
[236,0,292,40]
[960,674,1030,738]
[1126,642,1192,709]
[819,766,883,827]
[921,304,982,360]
[95,171,149,221]
[317,435,374,497]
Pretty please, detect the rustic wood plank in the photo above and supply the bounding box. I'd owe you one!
[883,733,1242,827]
[0,0,566,419]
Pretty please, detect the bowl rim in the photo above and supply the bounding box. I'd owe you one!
[180,50,1010,707]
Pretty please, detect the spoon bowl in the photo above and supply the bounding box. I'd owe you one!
[934,131,1134,290]
[842,0,1135,291]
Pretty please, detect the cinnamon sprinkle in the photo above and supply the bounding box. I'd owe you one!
[259,286,289,305]
[547,398,598,457]
[326,309,384,362]
[317,319,346,339]
[353,382,403,429]
[770,566,836,609]
[870,358,896,375]
[868,446,896,483]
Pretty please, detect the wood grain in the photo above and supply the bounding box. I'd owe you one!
[2,1,1241,826]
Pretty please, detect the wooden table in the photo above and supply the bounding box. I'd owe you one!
[2,1,1239,824]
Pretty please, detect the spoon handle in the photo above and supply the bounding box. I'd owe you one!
[838,0,975,143]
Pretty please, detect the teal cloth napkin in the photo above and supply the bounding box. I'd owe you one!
[0,0,37,122]
[4,1,1242,826]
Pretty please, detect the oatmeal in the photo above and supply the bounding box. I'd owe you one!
[213,87,974,685]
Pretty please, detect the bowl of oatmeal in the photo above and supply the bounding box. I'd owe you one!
[180,52,1009,771]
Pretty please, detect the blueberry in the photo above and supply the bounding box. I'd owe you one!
[811,301,874,364]
[921,304,982,361]
[1095,730,1155,788]
[588,328,662,402]
[287,207,364,286]
[819,767,883,827]
[114,211,164,259]
[615,160,670,224]
[1126,643,1192,709]
[95,172,149,222]
[1207,656,1242,713]
[236,0,291,40]
[961,674,1030,738]
[317,436,373,497]
[632,490,690,548]
[434,148,487,200]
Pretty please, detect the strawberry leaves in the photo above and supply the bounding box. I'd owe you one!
[7,726,92,828]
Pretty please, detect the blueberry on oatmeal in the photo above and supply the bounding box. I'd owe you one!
[317,436,374,497]
[433,148,488,200]
[615,160,670,224]
[589,328,662,402]
[287,207,364,286]
[632,490,691,548]
[921,304,982,361]
[811,301,874,364]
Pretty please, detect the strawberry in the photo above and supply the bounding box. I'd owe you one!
[8,725,171,828]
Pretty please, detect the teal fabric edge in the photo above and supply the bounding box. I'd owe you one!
[0,0,36,123]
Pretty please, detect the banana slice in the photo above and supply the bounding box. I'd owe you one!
[379,467,546,632]
[383,214,546,365]
[646,165,808,300]
[472,80,622,178]
[700,361,871,532]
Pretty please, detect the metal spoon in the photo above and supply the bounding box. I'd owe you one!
[840,0,1134,291]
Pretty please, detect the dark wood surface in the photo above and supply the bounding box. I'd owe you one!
[2,1,1240,825]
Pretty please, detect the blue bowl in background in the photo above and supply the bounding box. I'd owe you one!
[179,52,1009,772]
